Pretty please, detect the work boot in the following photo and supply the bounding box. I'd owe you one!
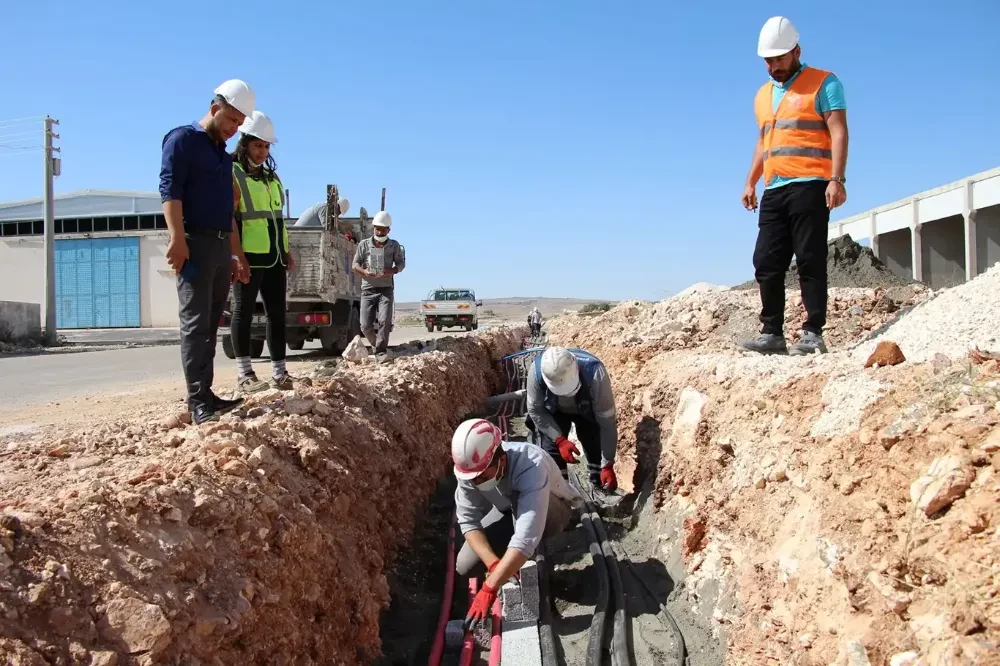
[790,331,828,356]
[375,350,393,364]
[236,375,269,394]
[739,333,788,355]
[270,373,294,390]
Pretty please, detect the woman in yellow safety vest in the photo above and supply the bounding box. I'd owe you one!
[229,110,295,392]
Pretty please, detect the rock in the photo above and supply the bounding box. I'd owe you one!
[980,427,1000,453]
[867,571,913,614]
[313,401,333,416]
[889,651,919,666]
[68,456,102,471]
[909,454,975,516]
[90,651,119,666]
[682,515,707,557]
[753,475,767,489]
[878,428,902,451]
[101,598,171,656]
[343,335,370,362]
[865,341,906,368]
[222,460,249,477]
[159,412,191,429]
[846,640,872,666]
[248,445,277,469]
[767,466,788,482]
[48,443,70,458]
[858,428,875,446]
[284,398,315,416]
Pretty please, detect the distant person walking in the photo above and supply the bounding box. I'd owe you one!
[740,17,849,356]
[528,307,543,336]
[160,79,255,424]
[352,212,405,362]
[228,111,297,393]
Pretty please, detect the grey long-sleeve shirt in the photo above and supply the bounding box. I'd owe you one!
[353,237,405,290]
[455,441,583,557]
[526,359,618,466]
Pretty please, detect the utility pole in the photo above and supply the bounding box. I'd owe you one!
[43,116,61,345]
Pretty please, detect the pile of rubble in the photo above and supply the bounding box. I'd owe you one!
[548,266,1000,666]
[0,331,521,666]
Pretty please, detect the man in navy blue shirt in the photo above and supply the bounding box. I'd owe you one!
[159,79,255,424]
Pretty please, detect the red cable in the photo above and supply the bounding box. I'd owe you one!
[426,514,457,666]
[488,597,503,666]
[458,578,479,665]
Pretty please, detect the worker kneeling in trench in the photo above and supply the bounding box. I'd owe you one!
[452,418,584,630]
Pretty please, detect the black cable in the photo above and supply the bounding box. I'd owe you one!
[535,543,563,666]
[569,474,609,666]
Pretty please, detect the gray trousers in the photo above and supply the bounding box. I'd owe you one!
[360,286,394,353]
[176,230,231,409]
[456,495,573,577]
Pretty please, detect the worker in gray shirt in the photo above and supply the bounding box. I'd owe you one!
[451,418,582,630]
[352,211,405,360]
[526,346,619,492]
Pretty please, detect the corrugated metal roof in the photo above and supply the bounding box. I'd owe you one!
[0,190,162,222]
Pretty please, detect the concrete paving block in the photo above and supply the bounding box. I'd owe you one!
[501,559,539,622]
[501,620,542,666]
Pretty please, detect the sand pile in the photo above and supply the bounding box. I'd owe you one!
[0,331,521,666]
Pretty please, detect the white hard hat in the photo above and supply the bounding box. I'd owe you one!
[214,79,255,117]
[337,198,350,215]
[757,16,799,58]
[373,211,392,229]
[452,419,501,481]
[238,110,277,144]
[540,347,581,397]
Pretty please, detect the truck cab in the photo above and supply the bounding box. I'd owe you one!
[420,287,482,332]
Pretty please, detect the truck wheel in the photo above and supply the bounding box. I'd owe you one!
[436,325,442,332]
[426,323,434,333]
[465,324,473,332]
[222,335,236,359]
[473,322,479,330]
[250,339,265,359]
[288,340,304,351]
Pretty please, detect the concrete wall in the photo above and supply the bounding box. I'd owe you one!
[0,232,180,328]
[876,227,913,281]
[977,204,1000,275]
[920,215,966,289]
[0,301,41,341]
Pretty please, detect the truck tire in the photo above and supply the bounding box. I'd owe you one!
[222,335,236,359]
[426,323,434,333]
[436,325,442,332]
[473,322,479,330]
[288,340,304,350]
[250,339,265,359]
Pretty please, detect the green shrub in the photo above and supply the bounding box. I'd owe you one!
[579,302,611,314]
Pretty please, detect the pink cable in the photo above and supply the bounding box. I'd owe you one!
[488,597,503,666]
[458,578,479,665]
[426,514,457,666]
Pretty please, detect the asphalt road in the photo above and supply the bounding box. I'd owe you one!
[0,327,477,410]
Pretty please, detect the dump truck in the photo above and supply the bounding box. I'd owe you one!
[221,185,375,359]
[420,287,482,332]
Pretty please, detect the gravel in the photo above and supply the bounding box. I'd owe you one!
[853,262,1000,363]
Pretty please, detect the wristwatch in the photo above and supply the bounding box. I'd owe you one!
[830,176,847,184]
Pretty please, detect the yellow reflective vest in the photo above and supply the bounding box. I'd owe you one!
[233,163,288,268]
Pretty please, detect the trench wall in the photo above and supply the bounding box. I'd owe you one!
[0,330,523,666]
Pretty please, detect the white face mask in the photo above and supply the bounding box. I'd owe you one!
[373,231,388,243]
[475,458,505,492]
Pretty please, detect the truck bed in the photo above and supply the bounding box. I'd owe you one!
[287,228,361,301]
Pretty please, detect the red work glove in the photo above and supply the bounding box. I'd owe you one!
[555,436,578,464]
[463,582,498,632]
[487,559,519,582]
[600,464,617,492]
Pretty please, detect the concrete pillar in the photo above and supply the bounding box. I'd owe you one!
[911,198,923,282]
[964,178,978,280]
[869,211,879,255]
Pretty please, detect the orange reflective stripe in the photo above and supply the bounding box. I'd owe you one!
[754,67,834,185]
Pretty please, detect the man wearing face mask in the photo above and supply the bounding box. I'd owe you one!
[740,16,849,356]
[526,346,619,492]
[452,418,582,631]
[352,211,404,362]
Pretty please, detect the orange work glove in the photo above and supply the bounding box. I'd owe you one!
[555,436,578,464]
[600,464,617,491]
[463,582,498,632]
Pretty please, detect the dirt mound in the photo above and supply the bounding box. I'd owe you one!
[548,273,1000,665]
[0,331,522,666]
[735,234,917,290]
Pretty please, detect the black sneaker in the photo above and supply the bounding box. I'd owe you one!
[738,333,788,355]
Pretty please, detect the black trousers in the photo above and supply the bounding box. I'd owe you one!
[753,180,831,336]
[176,230,231,410]
[230,264,288,362]
[528,412,603,485]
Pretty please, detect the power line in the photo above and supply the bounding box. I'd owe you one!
[0,115,47,129]
[0,130,38,141]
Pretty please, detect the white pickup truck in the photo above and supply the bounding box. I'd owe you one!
[420,287,482,332]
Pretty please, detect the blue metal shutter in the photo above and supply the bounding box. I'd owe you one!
[54,237,141,328]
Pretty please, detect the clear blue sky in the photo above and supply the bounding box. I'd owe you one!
[2,1,998,303]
